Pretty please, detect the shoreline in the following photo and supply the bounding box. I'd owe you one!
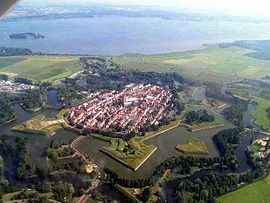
[179,123,224,132]
[101,146,157,172]
[0,116,17,127]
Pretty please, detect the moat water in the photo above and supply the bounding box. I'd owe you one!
[76,104,237,179]
[0,103,251,182]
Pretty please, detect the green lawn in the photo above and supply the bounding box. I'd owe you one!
[0,56,83,82]
[113,45,270,82]
[250,98,270,131]
[219,175,270,203]
[101,136,157,171]
[176,138,209,154]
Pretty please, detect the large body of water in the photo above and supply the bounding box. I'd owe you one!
[1,17,270,55]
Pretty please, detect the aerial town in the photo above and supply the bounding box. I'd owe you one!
[68,84,173,133]
[0,79,34,93]
[252,137,270,159]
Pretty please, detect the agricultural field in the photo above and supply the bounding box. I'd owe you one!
[12,114,65,135]
[0,56,83,82]
[113,45,270,82]
[176,138,209,154]
[227,82,261,100]
[219,175,270,203]
[250,98,270,131]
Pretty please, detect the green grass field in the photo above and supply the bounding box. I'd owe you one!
[0,56,83,82]
[102,137,157,171]
[176,138,209,154]
[219,175,270,203]
[113,45,270,82]
[250,98,270,131]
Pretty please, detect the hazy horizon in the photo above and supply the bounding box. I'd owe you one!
[17,0,270,18]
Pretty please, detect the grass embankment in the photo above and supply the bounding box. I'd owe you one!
[93,134,157,171]
[184,118,223,132]
[219,174,270,203]
[114,184,142,203]
[2,190,53,202]
[12,114,65,135]
[142,105,188,141]
[176,138,209,154]
[113,45,270,82]
[0,56,83,82]
[250,97,270,131]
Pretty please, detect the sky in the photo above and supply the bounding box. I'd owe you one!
[20,0,270,17]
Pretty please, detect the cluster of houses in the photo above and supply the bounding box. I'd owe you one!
[0,79,34,93]
[252,137,270,159]
[68,84,173,133]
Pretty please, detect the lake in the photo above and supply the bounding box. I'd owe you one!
[1,17,270,55]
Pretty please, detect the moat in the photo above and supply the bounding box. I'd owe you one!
[1,103,252,182]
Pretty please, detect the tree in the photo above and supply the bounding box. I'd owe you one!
[140,187,151,202]
[53,181,75,202]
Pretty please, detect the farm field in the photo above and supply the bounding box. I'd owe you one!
[219,175,270,203]
[227,82,261,99]
[113,45,270,82]
[250,98,270,131]
[12,114,65,135]
[176,138,209,154]
[0,56,83,82]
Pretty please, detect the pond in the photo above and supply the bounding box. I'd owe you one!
[77,105,236,179]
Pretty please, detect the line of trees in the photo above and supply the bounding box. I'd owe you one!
[105,156,221,188]
[175,167,265,202]
[185,109,215,124]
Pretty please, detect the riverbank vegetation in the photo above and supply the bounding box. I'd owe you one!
[250,97,270,131]
[12,114,65,135]
[213,128,242,170]
[0,96,16,126]
[0,135,91,201]
[183,109,223,131]
[176,138,209,154]
[47,140,74,160]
